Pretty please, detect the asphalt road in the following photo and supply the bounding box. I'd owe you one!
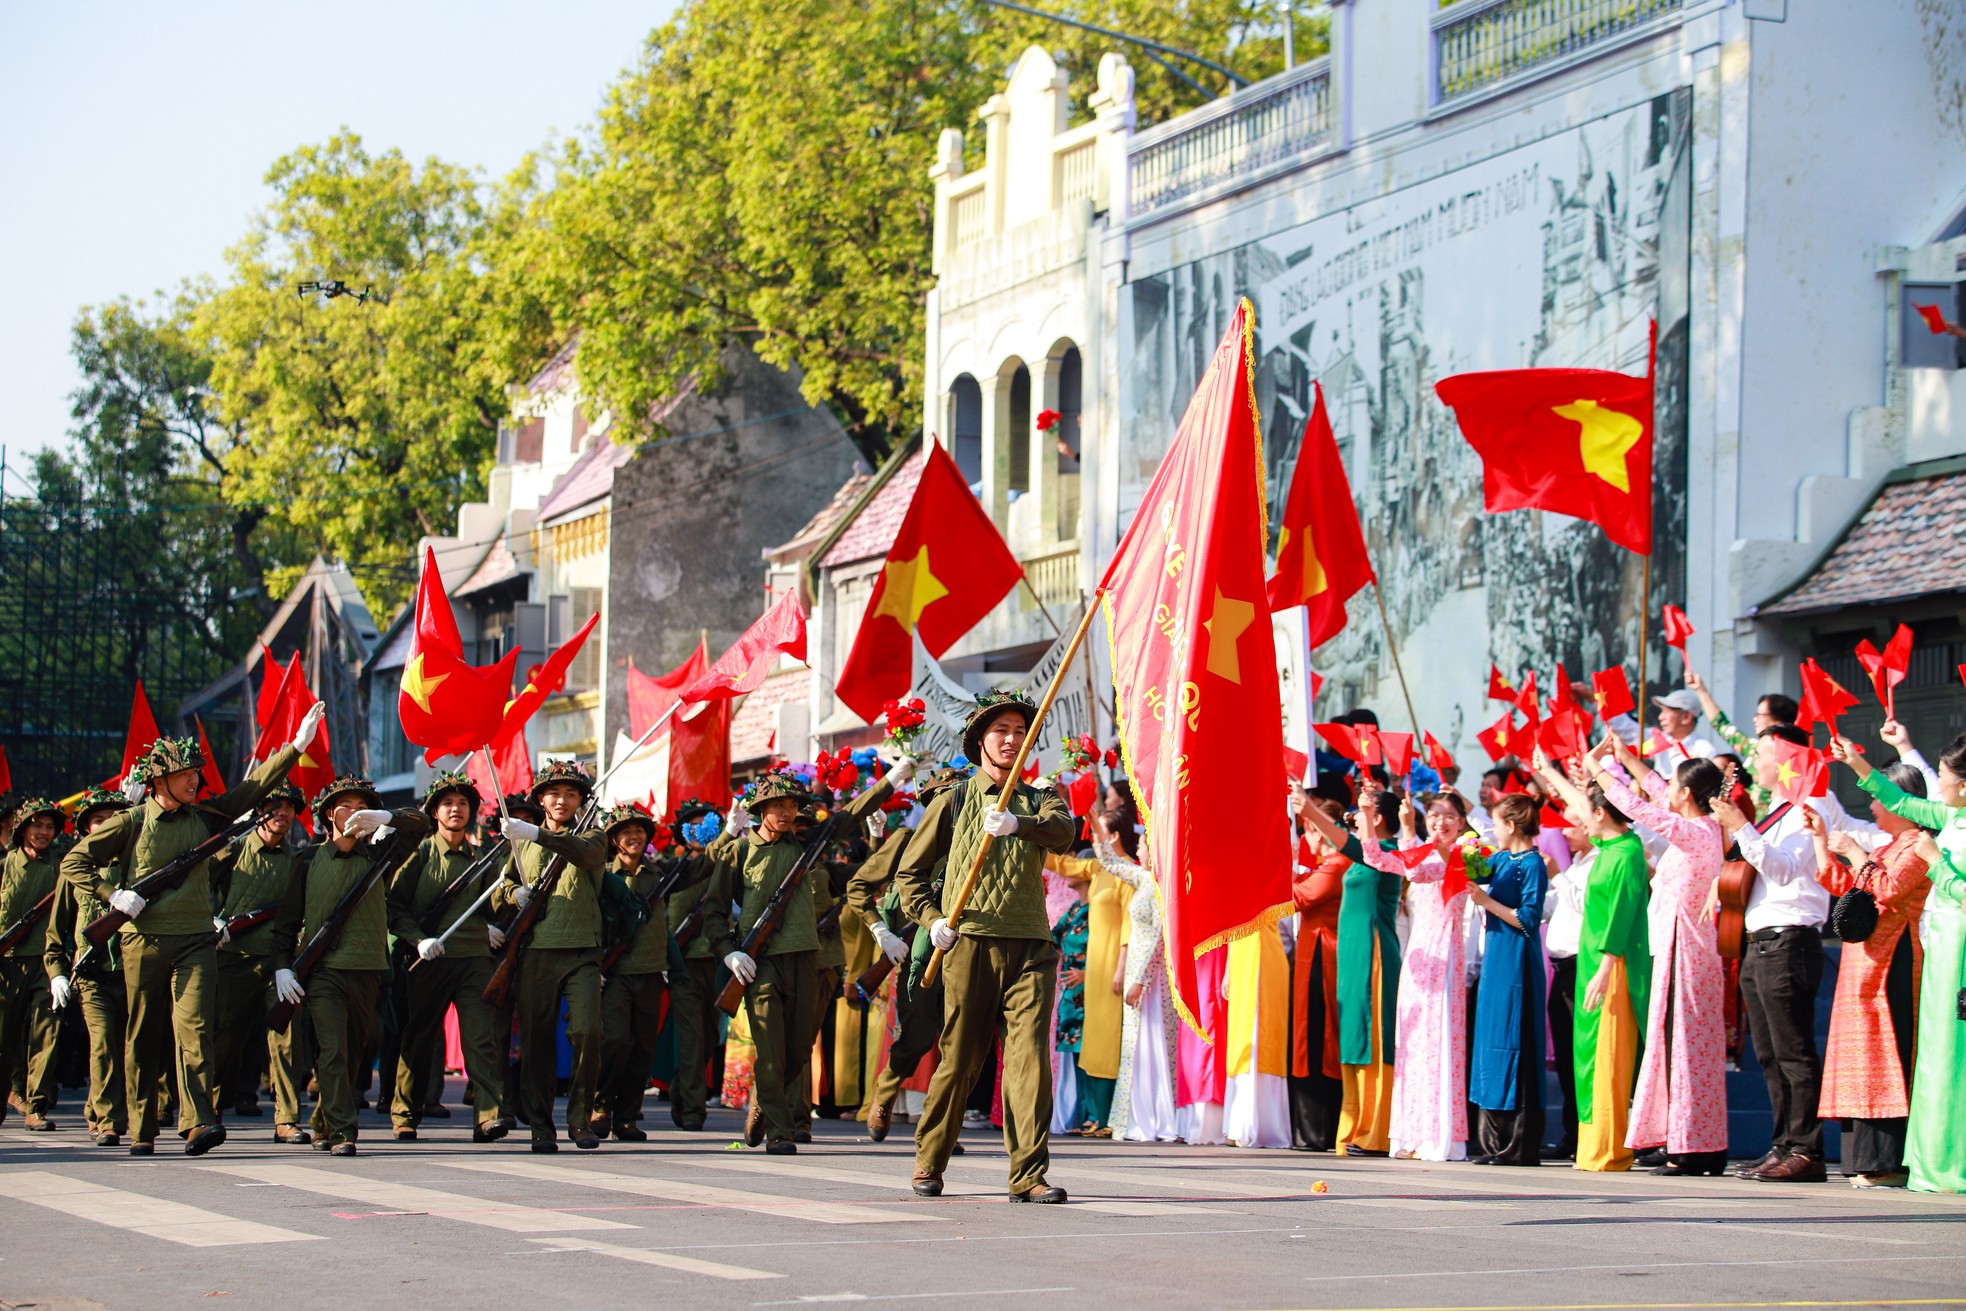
[1,1091,1961,1311]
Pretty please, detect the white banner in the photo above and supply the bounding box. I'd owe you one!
[907,605,1097,773]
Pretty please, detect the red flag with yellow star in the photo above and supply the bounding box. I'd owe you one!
[1266,382,1372,647]
[255,653,336,811]
[681,586,809,703]
[1435,323,1656,554]
[1100,298,1292,1036]
[834,440,1023,721]
[398,546,520,765]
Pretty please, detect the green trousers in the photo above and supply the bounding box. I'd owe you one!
[598,971,665,1127]
[666,956,721,1125]
[871,971,943,1111]
[743,949,819,1148]
[305,967,382,1146]
[517,946,601,1140]
[794,965,841,1133]
[0,956,58,1117]
[914,936,1058,1192]
[76,974,127,1134]
[123,932,222,1143]
[214,952,304,1126]
[393,954,504,1130]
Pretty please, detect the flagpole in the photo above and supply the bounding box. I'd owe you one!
[1636,551,1651,745]
[1078,592,1105,787]
[593,698,686,798]
[922,595,1101,989]
[479,748,513,824]
[1020,573,1065,638]
[1370,582,1424,747]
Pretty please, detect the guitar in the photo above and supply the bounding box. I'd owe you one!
[1714,758,1757,959]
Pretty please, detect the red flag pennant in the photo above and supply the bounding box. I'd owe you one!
[1477,712,1515,763]
[112,681,163,786]
[683,585,809,703]
[1504,715,1539,762]
[254,643,284,734]
[1917,302,1951,335]
[1764,736,1829,805]
[1378,731,1415,779]
[1513,670,1539,719]
[1798,658,1860,736]
[1267,381,1374,648]
[628,643,709,741]
[1537,709,1583,763]
[400,546,523,765]
[464,728,532,812]
[1310,670,1325,705]
[193,716,226,799]
[1539,801,1573,831]
[1500,773,1529,795]
[0,743,12,794]
[1392,844,1440,870]
[1282,745,1310,785]
[1662,604,1695,651]
[1591,665,1635,720]
[1487,664,1516,702]
[1855,624,1912,719]
[1314,723,1368,763]
[1423,731,1455,772]
[1064,770,1100,819]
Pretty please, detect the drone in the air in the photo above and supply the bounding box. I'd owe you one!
[296,280,378,304]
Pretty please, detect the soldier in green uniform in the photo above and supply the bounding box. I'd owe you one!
[62,707,318,1156]
[850,768,967,1142]
[898,691,1074,1202]
[269,775,428,1156]
[492,760,611,1152]
[1,797,66,1131]
[663,804,734,1132]
[592,804,678,1141]
[208,781,311,1144]
[387,770,512,1144]
[721,764,906,1154]
[792,803,851,1144]
[46,788,134,1145]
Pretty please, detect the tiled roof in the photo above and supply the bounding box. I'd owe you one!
[527,337,579,396]
[537,434,635,526]
[455,537,524,598]
[763,470,874,564]
[1760,465,1966,615]
[729,668,807,763]
[819,450,924,569]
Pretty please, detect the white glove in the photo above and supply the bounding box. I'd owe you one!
[723,951,757,985]
[510,884,533,910]
[487,924,506,950]
[870,923,908,965]
[274,968,305,1005]
[287,702,325,754]
[213,916,231,946]
[929,918,959,951]
[726,803,753,834]
[416,938,444,962]
[502,817,540,843]
[122,770,147,805]
[339,808,391,840]
[49,977,71,1011]
[980,807,1020,838]
[109,888,146,918]
[369,823,395,845]
[889,756,919,784]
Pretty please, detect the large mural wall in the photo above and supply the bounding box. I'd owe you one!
[1124,90,1693,756]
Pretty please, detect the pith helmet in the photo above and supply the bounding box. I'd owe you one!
[528,759,594,804]
[134,736,204,785]
[962,690,1036,764]
[422,769,482,818]
[744,771,810,815]
[313,774,382,827]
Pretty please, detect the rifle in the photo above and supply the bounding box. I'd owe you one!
[82,810,262,949]
[714,816,841,1017]
[481,852,569,1009]
[815,895,846,939]
[0,891,57,958]
[266,832,414,1034]
[597,855,689,978]
[851,920,917,1003]
[416,837,511,938]
[220,902,283,940]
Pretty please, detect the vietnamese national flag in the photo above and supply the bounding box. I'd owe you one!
[399,547,521,764]
[682,585,809,703]
[1513,670,1539,720]
[1267,382,1373,648]
[193,717,226,798]
[1423,731,1455,772]
[1662,604,1695,652]
[496,611,599,747]
[1378,731,1415,778]
[111,681,163,786]
[1100,298,1292,1035]
[257,655,336,804]
[628,643,708,740]
[1487,665,1516,702]
[1435,323,1656,554]
[1592,665,1635,720]
[1917,303,1951,335]
[1764,736,1829,805]
[834,441,1024,721]
[1798,658,1860,736]
[631,641,732,817]
[1477,712,1515,763]
[1315,723,1374,764]
[1855,624,1912,719]
[254,643,284,734]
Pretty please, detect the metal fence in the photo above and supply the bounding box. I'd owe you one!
[1129,58,1333,222]
[1434,0,1683,104]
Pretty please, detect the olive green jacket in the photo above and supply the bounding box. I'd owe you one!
[271,810,430,974]
[896,777,1074,941]
[389,832,494,957]
[493,824,609,951]
[210,830,300,958]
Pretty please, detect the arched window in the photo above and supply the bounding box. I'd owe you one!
[1006,362,1031,496]
[948,374,983,486]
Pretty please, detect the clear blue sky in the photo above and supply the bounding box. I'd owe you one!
[0,0,674,471]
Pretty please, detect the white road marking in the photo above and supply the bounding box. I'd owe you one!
[679,1153,1241,1216]
[438,1159,940,1226]
[751,1287,1073,1305]
[0,1169,322,1247]
[527,1236,783,1280]
[1300,1253,1966,1283]
[941,1158,1285,1200]
[201,1162,636,1233]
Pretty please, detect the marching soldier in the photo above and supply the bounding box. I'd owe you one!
[720,763,908,1154]
[492,761,610,1152]
[62,707,319,1156]
[664,805,734,1133]
[45,787,134,1145]
[209,781,311,1144]
[897,691,1074,1203]
[388,770,512,1144]
[1,797,66,1131]
[592,804,678,1141]
[269,775,429,1156]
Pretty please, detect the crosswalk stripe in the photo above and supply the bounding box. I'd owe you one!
[0,1169,322,1247]
[528,1236,784,1280]
[941,1158,1286,1199]
[438,1159,940,1226]
[202,1162,637,1233]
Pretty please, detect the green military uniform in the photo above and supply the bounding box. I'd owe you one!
[210,814,308,1134]
[493,761,611,1149]
[0,806,63,1126]
[387,772,507,1138]
[596,809,682,1139]
[846,821,940,1122]
[61,740,301,1150]
[897,693,1074,1197]
[46,788,137,1143]
[795,847,851,1138]
[270,783,428,1151]
[664,830,734,1130]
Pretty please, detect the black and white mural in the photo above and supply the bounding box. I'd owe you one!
[1124,90,1693,756]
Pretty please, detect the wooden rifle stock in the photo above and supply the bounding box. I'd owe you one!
[267,832,414,1034]
[82,810,261,949]
[714,817,840,1017]
[598,855,689,978]
[0,891,56,958]
[220,902,282,939]
[481,852,569,1009]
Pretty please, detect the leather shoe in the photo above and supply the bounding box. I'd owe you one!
[423,1103,451,1119]
[393,1127,417,1142]
[330,1142,357,1157]
[1468,1154,1497,1165]
[184,1124,227,1157]
[1009,1184,1068,1204]
[573,1133,602,1151]
[128,1142,154,1156]
[765,1140,798,1155]
[472,1120,510,1143]
[92,1131,121,1147]
[868,1102,892,1142]
[274,1124,312,1145]
[233,1099,263,1117]
[1753,1153,1827,1183]
[794,1129,812,1144]
[23,1114,54,1131]
[911,1172,944,1197]
[744,1105,766,1148]
[590,1113,613,1138]
[613,1123,648,1142]
[678,1118,705,1132]
[531,1136,559,1154]
[951,1142,965,1156]
[1733,1148,1784,1179]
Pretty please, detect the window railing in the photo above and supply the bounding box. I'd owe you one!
[1128,57,1333,223]
[947,178,988,250]
[1433,0,1683,105]
[1055,134,1099,207]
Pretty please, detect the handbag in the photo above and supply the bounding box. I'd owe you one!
[1830,860,1880,944]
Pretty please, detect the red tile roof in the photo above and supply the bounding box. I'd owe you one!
[819,450,924,569]
[527,337,579,396]
[730,668,807,763]
[537,434,635,526]
[763,470,874,564]
[455,537,523,598]
[1760,465,1966,616]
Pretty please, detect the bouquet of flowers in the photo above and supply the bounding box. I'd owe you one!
[681,810,723,847]
[1035,408,1062,433]
[812,749,860,794]
[1454,831,1496,884]
[1103,746,1120,770]
[1059,732,1099,774]
[880,696,928,752]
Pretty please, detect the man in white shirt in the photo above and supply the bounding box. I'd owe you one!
[1647,689,1722,764]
